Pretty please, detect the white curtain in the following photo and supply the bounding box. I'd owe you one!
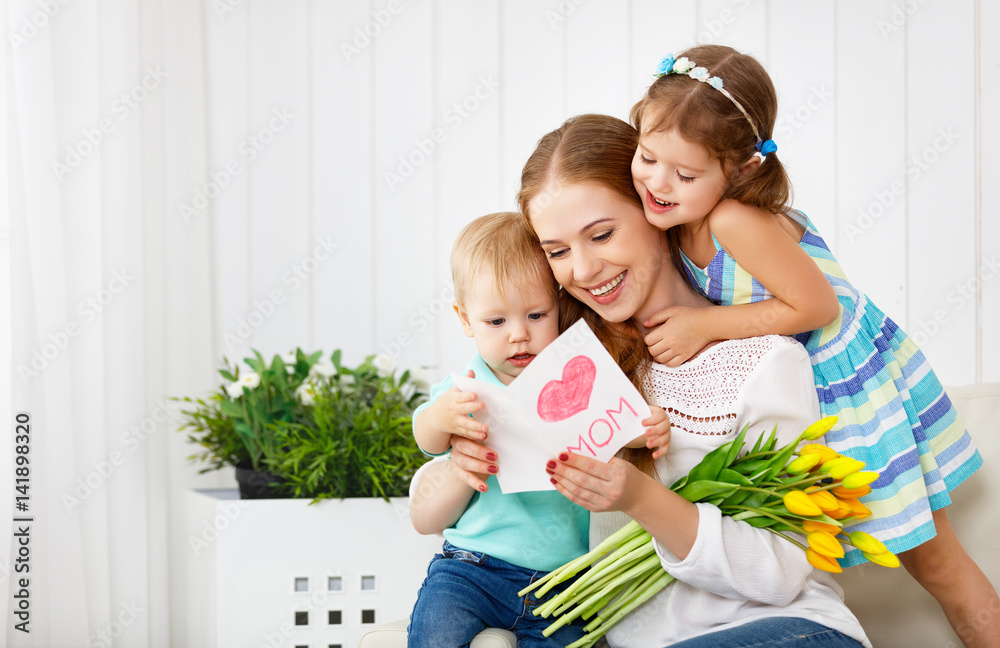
[3,0,225,645]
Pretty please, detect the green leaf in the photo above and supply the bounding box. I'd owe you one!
[724,425,749,467]
[675,479,739,503]
[685,443,731,483]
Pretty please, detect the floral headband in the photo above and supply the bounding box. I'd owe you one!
[655,54,778,160]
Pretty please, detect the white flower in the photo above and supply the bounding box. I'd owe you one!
[690,66,709,80]
[226,372,261,398]
[373,354,396,377]
[337,372,355,386]
[309,360,336,378]
[295,381,317,406]
[410,367,431,391]
[673,57,693,73]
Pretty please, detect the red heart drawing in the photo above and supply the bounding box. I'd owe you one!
[537,355,597,422]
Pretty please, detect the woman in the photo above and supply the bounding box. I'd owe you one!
[411,114,870,648]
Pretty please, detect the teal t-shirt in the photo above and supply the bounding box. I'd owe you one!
[412,354,590,572]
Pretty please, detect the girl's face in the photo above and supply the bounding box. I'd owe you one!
[631,128,731,231]
[528,181,673,325]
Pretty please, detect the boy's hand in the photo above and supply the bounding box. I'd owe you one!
[433,386,489,440]
[643,306,711,367]
[642,406,671,460]
[413,370,488,455]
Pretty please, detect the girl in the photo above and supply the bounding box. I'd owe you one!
[630,44,998,646]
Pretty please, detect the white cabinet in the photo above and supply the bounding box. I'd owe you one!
[183,489,441,648]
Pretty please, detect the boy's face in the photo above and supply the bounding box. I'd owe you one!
[455,269,559,386]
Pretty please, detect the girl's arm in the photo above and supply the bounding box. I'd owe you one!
[702,201,840,339]
[644,202,838,366]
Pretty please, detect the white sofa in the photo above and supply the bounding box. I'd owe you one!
[359,384,1000,648]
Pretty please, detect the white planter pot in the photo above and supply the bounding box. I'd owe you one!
[183,489,442,648]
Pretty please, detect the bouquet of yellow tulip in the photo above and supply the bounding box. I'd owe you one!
[518,416,899,648]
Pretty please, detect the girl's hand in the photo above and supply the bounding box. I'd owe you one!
[643,406,671,460]
[447,435,498,493]
[643,305,712,367]
[546,452,647,513]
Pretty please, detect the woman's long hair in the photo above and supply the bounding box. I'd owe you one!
[518,114,662,477]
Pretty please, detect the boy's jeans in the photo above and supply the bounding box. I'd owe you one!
[407,541,585,648]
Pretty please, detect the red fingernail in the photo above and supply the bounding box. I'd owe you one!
[486,452,497,461]
[546,460,557,469]
[478,484,487,492]
[545,468,554,476]
[558,453,569,462]
[487,465,498,474]
[550,477,557,485]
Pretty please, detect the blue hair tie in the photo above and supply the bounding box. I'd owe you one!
[756,139,778,156]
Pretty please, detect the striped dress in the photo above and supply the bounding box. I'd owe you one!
[679,210,982,567]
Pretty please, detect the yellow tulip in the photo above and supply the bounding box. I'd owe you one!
[827,500,855,519]
[786,454,821,475]
[807,531,845,558]
[832,485,872,499]
[828,457,866,480]
[803,519,842,534]
[806,548,843,573]
[802,416,839,440]
[864,550,901,568]
[806,489,839,512]
[843,498,871,520]
[819,456,853,475]
[849,531,889,555]
[842,471,879,489]
[784,490,823,516]
[799,443,838,463]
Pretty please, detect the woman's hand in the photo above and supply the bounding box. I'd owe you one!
[447,435,499,493]
[545,452,649,514]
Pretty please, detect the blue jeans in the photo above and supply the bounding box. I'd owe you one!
[407,541,585,648]
[669,618,866,648]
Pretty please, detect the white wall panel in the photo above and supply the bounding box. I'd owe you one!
[565,0,631,121]
[310,0,377,366]
[767,2,837,241]
[499,0,568,206]
[698,0,766,60]
[372,0,436,373]
[204,0,252,363]
[245,0,312,360]
[905,0,978,384]
[434,0,503,379]
[199,1,998,387]
[980,0,1000,382]
[834,1,908,326]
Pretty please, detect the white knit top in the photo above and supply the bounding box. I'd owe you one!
[592,335,872,648]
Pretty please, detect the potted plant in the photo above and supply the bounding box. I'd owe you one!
[177,349,441,648]
[175,347,431,500]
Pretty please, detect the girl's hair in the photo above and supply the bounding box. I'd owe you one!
[631,44,791,214]
[517,114,659,477]
[451,211,557,308]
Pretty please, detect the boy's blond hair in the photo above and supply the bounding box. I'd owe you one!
[451,211,557,308]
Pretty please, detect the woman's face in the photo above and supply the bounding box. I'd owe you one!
[528,181,674,324]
